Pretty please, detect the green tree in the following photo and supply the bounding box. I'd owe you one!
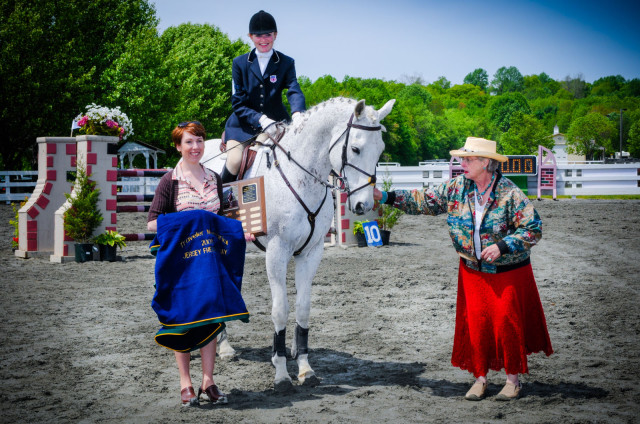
[463,68,489,93]
[490,66,524,95]
[622,78,640,97]
[63,163,103,242]
[427,76,451,95]
[445,84,488,113]
[566,113,615,159]
[395,84,435,162]
[487,92,531,132]
[434,108,488,159]
[562,74,589,99]
[341,77,391,108]
[627,120,640,158]
[161,24,248,153]
[100,27,172,151]
[500,112,552,155]
[591,75,626,96]
[0,0,158,169]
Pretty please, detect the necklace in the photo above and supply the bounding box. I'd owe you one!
[475,173,495,198]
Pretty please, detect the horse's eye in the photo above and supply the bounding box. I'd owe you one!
[351,147,360,154]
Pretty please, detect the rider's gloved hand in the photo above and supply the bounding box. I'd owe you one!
[259,115,277,136]
[291,112,302,126]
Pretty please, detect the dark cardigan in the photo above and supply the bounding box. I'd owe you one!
[147,170,224,222]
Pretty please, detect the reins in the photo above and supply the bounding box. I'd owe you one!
[200,134,259,166]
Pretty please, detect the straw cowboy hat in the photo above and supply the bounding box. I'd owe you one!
[450,137,508,162]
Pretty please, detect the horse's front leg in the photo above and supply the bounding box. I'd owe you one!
[292,241,324,386]
[265,244,292,390]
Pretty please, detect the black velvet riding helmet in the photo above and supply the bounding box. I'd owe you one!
[249,10,277,35]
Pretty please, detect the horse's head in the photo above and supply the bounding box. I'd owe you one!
[331,98,395,215]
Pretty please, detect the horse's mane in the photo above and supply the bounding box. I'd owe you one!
[290,97,357,134]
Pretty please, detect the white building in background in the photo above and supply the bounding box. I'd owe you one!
[549,125,586,162]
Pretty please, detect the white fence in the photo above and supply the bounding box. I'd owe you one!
[376,161,640,196]
[1,171,38,202]
[118,176,162,195]
[3,161,640,204]
[1,172,162,204]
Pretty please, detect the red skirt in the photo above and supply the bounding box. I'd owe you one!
[451,259,553,377]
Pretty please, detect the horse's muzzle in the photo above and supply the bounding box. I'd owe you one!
[354,202,366,215]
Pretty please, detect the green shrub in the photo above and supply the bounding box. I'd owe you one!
[63,163,103,243]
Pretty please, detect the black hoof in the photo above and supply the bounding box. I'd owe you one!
[274,379,293,392]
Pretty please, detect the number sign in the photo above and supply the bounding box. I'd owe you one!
[362,221,383,247]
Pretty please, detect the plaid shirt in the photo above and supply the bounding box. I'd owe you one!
[392,172,542,273]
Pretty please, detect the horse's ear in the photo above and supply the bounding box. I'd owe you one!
[377,99,395,121]
[354,99,366,118]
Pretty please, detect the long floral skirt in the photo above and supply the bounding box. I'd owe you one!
[451,259,553,377]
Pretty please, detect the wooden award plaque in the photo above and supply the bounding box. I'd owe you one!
[222,176,267,236]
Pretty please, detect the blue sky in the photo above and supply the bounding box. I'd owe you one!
[150,0,640,85]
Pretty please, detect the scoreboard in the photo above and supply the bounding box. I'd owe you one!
[500,155,537,175]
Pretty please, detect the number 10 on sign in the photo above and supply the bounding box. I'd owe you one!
[362,221,383,247]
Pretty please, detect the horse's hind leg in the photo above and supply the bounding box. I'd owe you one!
[266,246,292,390]
[216,328,236,359]
[292,243,323,386]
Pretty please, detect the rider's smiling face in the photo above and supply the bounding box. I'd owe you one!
[249,32,277,53]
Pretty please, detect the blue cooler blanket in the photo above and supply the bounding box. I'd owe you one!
[150,210,249,352]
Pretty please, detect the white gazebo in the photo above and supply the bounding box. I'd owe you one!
[117,141,165,169]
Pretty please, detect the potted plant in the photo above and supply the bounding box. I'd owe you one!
[9,197,27,251]
[375,172,404,245]
[63,163,103,262]
[352,220,369,247]
[94,230,126,262]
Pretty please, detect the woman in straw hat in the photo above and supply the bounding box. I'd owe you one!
[374,137,552,401]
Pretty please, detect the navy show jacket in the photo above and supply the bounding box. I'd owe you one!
[224,48,306,142]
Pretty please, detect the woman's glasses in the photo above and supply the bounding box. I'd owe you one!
[178,121,201,128]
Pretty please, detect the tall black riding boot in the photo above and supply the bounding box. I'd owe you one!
[220,165,237,184]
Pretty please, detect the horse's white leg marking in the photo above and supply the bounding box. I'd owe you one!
[265,240,293,388]
[216,328,236,359]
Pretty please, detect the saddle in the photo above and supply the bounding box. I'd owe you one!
[219,131,259,182]
[238,145,258,180]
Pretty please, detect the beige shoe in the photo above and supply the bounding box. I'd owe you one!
[464,381,487,401]
[495,381,521,401]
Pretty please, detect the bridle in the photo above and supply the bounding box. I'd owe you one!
[328,113,381,198]
[254,113,382,255]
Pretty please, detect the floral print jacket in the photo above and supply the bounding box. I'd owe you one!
[389,172,542,273]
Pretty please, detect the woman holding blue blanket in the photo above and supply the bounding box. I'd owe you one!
[148,121,252,407]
